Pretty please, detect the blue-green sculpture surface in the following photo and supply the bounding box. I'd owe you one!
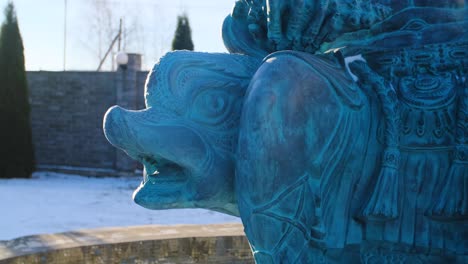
[104,0,467,263]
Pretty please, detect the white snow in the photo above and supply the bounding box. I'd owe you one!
[0,172,240,241]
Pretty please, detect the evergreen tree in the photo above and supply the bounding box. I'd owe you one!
[171,14,194,51]
[0,2,34,178]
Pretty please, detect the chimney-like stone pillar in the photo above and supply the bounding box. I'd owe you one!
[114,53,142,173]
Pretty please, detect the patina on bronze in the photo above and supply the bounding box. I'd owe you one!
[104,0,467,263]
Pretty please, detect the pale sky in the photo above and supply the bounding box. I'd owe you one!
[0,0,235,71]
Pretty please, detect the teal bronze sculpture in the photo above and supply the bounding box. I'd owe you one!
[104,0,467,263]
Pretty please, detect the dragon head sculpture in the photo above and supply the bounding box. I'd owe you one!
[104,51,260,216]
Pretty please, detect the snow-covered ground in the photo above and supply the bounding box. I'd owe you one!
[0,172,240,241]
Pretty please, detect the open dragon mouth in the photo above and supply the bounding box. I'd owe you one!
[139,155,189,184]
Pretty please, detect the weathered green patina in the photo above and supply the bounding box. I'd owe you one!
[104,0,467,263]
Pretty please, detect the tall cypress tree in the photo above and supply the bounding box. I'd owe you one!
[0,2,34,178]
[171,14,194,51]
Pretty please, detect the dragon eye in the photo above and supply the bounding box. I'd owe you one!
[401,19,428,31]
[205,93,226,113]
[190,90,234,126]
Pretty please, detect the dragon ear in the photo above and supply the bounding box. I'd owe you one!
[222,14,269,59]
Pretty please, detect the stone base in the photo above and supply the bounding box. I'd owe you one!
[0,223,253,264]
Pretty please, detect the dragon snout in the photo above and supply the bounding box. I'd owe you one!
[104,105,210,173]
[103,105,131,150]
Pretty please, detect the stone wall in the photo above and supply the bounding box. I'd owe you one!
[27,54,149,175]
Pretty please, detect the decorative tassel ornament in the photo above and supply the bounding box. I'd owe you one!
[350,61,402,221]
[427,74,467,221]
[363,148,400,220]
[426,145,467,221]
